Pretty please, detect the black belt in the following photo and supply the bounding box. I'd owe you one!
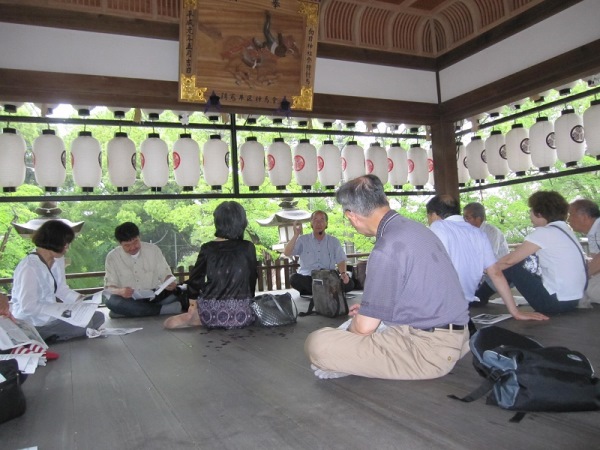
[420,324,465,332]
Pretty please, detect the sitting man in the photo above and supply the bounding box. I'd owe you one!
[426,195,546,324]
[568,198,600,307]
[104,222,186,318]
[305,175,470,380]
[283,210,354,296]
[463,202,509,260]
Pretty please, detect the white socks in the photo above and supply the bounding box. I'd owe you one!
[311,364,350,380]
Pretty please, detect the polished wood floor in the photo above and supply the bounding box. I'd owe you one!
[2,294,600,450]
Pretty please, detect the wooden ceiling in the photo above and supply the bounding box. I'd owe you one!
[0,0,578,70]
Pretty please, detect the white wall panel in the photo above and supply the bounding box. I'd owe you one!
[439,0,600,102]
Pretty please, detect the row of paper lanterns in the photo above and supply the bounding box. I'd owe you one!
[458,102,600,184]
[0,127,437,193]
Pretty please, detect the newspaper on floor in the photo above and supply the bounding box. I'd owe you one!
[0,317,48,351]
[86,327,143,338]
[41,296,101,328]
[0,353,45,374]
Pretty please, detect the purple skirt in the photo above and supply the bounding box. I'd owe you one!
[198,298,255,329]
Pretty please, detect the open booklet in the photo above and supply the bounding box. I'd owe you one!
[0,317,48,351]
[132,276,177,300]
[40,291,103,328]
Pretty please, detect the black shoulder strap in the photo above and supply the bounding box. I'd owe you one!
[298,298,316,316]
[31,252,58,294]
[549,224,589,290]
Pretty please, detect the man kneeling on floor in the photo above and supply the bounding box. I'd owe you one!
[104,222,187,318]
[305,175,470,380]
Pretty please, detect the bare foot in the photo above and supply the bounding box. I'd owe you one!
[163,310,201,329]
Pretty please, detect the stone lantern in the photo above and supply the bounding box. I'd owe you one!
[256,199,311,252]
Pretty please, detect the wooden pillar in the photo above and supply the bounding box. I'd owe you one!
[430,120,459,199]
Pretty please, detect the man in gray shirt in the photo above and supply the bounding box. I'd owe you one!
[284,210,354,295]
[305,175,470,380]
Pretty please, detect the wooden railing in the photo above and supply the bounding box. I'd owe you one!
[0,259,302,295]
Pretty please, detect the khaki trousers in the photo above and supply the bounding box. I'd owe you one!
[305,324,469,380]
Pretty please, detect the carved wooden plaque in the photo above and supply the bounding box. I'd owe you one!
[180,0,319,112]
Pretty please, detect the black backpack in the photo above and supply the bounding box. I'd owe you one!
[450,326,600,422]
[299,269,348,318]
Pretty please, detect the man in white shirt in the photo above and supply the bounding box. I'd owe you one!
[104,222,186,318]
[568,199,600,306]
[426,195,543,330]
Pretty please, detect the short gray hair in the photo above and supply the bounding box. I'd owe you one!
[335,175,389,217]
[463,202,486,220]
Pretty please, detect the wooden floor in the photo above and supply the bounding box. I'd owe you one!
[3,293,600,450]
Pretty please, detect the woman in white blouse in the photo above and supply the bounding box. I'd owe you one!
[11,220,104,342]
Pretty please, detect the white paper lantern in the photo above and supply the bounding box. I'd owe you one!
[485,130,508,179]
[387,143,408,189]
[141,133,169,191]
[239,136,265,191]
[0,128,26,192]
[341,140,365,182]
[267,137,292,190]
[505,123,531,176]
[32,129,66,192]
[583,99,600,160]
[555,108,585,167]
[107,131,136,192]
[426,146,435,188]
[317,140,341,189]
[529,117,556,172]
[203,134,230,190]
[456,143,469,187]
[365,142,388,185]
[465,136,489,182]
[173,133,200,191]
[71,131,102,192]
[293,138,317,189]
[407,143,428,189]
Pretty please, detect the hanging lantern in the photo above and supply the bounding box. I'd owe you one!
[71,131,102,192]
[555,108,585,167]
[583,99,600,160]
[485,130,508,180]
[456,143,469,187]
[267,137,292,190]
[107,107,132,120]
[0,127,26,192]
[505,123,531,176]
[341,140,365,182]
[387,142,408,189]
[365,142,388,185]
[407,143,428,189]
[173,133,201,191]
[32,129,66,192]
[529,117,556,172]
[203,134,230,190]
[317,140,341,189]
[293,138,317,190]
[107,131,136,192]
[141,132,169,191]
[239,136,265,191]
[465,136,489,183]
[426,146,435,188]
[141,109,163,121]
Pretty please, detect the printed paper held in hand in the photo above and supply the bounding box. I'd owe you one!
[132,276,177,300]
[0,317,48,351]
[472,313,512,325]
[41,300,98,328]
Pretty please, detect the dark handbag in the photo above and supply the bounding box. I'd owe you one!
[0,359,26,424]
[251,293,298,327]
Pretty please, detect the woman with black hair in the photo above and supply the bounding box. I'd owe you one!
[11,220,105,341]
[164,201,258,329]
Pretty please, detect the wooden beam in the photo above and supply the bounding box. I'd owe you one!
[430,120,459,198]
[439,39,600,122]
[0,68,440,124]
